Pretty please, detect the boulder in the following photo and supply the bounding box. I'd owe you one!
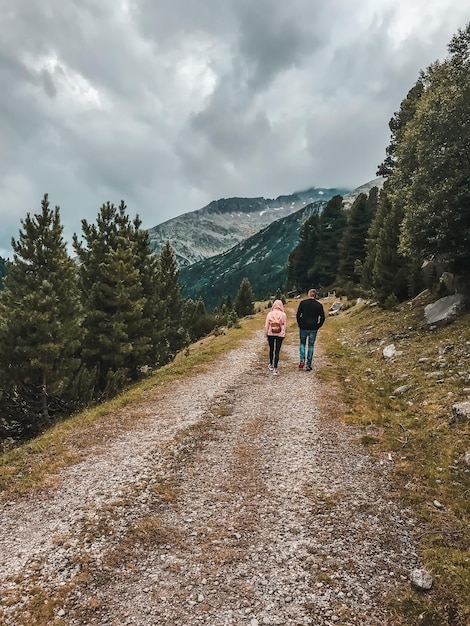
[424,294,467,327]
[328,301,343,316]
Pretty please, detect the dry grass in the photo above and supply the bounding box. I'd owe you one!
[318,295,470,625]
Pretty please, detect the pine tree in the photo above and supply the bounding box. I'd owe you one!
[376,80,425,178]
[234,278,255,317]
[397,25,470,274]
[114,202,163,366]
[0,194,82,432]
[158,240,187,360]
[310,195,347,288]
[0,256,7,290]
[73,202,150,393]
[286,209,321,292]
[337,193,373,284]
[370,191,410,304]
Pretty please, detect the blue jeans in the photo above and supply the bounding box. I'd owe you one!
[299,329,318,366]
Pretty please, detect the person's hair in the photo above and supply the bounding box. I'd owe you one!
[308,288,316,298]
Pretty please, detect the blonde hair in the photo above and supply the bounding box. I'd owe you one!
[308,288,316,298]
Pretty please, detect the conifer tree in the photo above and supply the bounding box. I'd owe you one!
[397,25,470,274]
[286,209,321,292]
[0,256,7,290]
[158,240,187,359]
[310,195,346,288]
[337,190,377,286]
[114,202,163,366]
[362,189,386,291]
[234,277,255,317]
[370,192,410,304]
[376,80,425,178]
[0,194,82,430]
[73,202,150,392]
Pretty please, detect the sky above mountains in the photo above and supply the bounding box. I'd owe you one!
[1,0,468,257]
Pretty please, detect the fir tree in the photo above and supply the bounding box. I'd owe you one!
[234,278,255,317]
[0,194,82,431]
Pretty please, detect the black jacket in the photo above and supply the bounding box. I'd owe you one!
[296,297,325,330]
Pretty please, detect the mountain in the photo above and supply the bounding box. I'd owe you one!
[178,179,384,309]
[147,187,349,266]
[342,177,384,209]
[179,201,324,310]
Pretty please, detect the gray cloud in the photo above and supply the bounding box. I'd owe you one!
[0,0,468,256]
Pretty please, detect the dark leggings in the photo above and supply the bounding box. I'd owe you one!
[267,335,284,368]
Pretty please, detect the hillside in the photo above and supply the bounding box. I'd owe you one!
[147,186,348,266]
[179,201,324,309]
[1,296,467,625]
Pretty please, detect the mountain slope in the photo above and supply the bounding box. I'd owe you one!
[147,187,348,266]
[179,201,324,309]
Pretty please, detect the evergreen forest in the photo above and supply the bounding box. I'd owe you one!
[0,198,239,441]
[0,23,469,441]
[288,24,470,306]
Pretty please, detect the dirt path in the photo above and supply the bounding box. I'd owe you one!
[0,326,420,625]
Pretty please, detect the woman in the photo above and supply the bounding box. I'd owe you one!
[264,299,287,375]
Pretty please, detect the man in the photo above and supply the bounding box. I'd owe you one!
[296,288,325,372]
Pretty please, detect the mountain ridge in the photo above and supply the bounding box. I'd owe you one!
[147,186,350,266]
[179,201,324,309]
[178,178,384,309]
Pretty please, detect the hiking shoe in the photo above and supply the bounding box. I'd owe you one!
[299,362,305,369]
[273,369,279,375]
[268,364,274,371]
[305,365,312,372]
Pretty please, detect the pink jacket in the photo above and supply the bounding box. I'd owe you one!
[264,300,287,337]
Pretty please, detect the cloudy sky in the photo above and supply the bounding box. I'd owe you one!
[0,1,468,256]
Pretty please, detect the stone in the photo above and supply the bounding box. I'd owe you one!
[328,301,343,316]
[451,401,470,423]
[410,568,433,591]
[393,385,411,395]
[383,344,403,358]
[424,294,467,327]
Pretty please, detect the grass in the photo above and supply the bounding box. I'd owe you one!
[319,294,470,625]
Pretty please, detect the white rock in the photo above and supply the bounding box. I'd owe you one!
[383,344,398,358]
[410,568,433,590]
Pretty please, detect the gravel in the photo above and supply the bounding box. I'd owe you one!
[0,329,420,625]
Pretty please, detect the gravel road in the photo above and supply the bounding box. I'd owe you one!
[0,326,420,625]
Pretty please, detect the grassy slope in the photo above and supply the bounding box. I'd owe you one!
[320,295,470,626]
[1,296,469,624]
